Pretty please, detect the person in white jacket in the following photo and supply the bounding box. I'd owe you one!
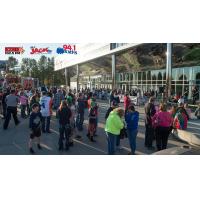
[39,91,53,133]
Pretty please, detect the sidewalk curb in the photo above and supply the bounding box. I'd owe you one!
[172,129,200,147]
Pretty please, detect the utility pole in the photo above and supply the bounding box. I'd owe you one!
[112,54,116,90]
[76,64,79,91]
[166,43,172,101]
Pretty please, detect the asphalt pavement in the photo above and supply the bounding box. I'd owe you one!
[0,101,197,155]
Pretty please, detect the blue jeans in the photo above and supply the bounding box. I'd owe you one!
[106,132,118,155]
[116,135,120,146]
[42,116,51,132]
[127,129,138,154]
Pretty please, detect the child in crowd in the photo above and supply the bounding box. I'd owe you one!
[29,103,43,154]
[87,107,97,142]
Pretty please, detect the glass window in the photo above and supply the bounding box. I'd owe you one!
[142,72,146,80]
[147,71,151,80]
[157,72,162,80]
[138,72,141,84]
[152,73,156,85]
[129,73,133,81]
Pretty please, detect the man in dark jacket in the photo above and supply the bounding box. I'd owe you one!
[3,89,20,130]
[2,89,10,119]
[144,97,156,150]
[105,101,118,120]
[57,101,72,151]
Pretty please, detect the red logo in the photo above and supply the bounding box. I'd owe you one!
[30,47,52,54]
[5,47,25,54]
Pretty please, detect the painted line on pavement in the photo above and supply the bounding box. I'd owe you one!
[73,139,107,154]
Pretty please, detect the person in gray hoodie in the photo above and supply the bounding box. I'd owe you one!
[3,89,20,130]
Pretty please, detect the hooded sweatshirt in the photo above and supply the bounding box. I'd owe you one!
[105,110,124,135]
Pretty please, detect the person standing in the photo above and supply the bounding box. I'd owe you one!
[88,94,99,136]
[68,99,76,146]
[184,88,189,103]
[29,93,39,110]
[2,89,9,119]
[53,89,64,110]
[57,100,72,151]
[174,105,188,130]
[184,103,192,119]
[75,93,85,138]
[109,90,115,106]
[3,89,20,130]
[87,107,97,142]
[113,91,120,104]
[144,97,156,150]
[124,93,131,113]
[125,105,139,155]
[0,89,3,118]
[105,101,118,120]
[169,105,177,119]
[192,86,199,105]
[19,91,28,118]
[105,108,124,155]
[29,103,43,154]
[195,104,200,119]
[152,103,173,151]
[39,91,53,133]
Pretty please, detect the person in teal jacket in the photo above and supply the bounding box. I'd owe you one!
[105,108,124,155]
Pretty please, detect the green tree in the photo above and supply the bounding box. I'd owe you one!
[7,56,18,73]
[37,56,48,85]
[21,58,30,77]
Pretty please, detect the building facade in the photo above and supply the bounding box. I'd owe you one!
[55,43,200,99]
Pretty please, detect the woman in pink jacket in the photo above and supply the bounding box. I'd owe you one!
[19,91,28,118]
[152,103,173,151]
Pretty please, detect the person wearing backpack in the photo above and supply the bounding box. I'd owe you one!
[125,105,139,155]
[174,106,188,130]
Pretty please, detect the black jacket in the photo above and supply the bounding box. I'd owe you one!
[58,107,72,125]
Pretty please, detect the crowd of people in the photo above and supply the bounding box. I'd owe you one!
[0,86,200,155]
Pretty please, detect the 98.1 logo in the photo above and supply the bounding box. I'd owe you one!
[56,44,77,55]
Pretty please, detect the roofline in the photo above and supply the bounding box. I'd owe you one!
[55,43,142,71]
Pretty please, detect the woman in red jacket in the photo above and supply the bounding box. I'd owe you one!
[124,93,131,113]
